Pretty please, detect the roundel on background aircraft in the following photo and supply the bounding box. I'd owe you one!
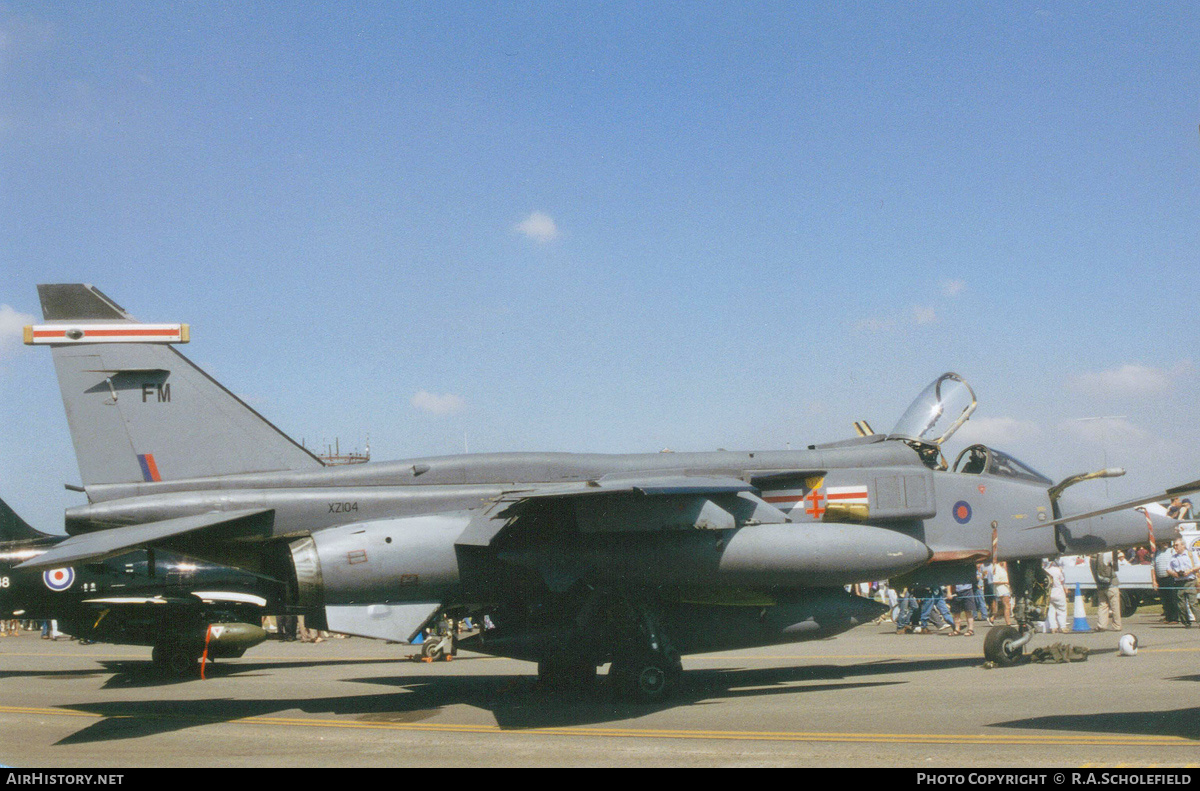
[43,567,75,592]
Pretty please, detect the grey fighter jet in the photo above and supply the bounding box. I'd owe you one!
[18,285,1193,699]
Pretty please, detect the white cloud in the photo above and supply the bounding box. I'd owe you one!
[0,304,34,359]
[514,211,559,243]
[1059,416,1151,446]
[941,279,966,297]
[1067,363,1191,397]
[853,316,895,333]
[854,307,936,332]
[412,390,466,416]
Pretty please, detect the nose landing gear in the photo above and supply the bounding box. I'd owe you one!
[983,559,1046,667]
[983,624,1033,667]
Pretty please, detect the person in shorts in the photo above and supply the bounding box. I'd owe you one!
[992,561,1013,626]
[948,581,977,635]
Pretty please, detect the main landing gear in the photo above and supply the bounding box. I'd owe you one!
[607,602,682,702]
[534,593,683,703]
[609,646,683,703]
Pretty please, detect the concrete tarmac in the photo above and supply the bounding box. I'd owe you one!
[1,612,1198,768]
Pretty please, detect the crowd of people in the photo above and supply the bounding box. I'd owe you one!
[877,563,1007,636]
[870,523,1199,634]
[1,619,65,638]
[264,615,345,643]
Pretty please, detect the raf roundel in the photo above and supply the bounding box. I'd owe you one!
[43,567,76,592]
[952,501,973,525]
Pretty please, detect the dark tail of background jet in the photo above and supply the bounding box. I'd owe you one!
[0,496,55,544]
[36,284,323,490]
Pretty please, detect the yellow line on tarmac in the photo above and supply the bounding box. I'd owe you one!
[0,651,148,660]
[0,705,1197,748]
[1140,646,1200,654]
[686,652,980,661]
[690,645,1200,662]
[0,705,106,719]
[0,651,470,662]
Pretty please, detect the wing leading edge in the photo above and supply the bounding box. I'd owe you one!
[15,509,274,570]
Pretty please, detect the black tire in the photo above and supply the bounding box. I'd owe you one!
[611,650,682,703]
[983,625,1024,667]
[151,642,201,678]
[1120,590,1139,618]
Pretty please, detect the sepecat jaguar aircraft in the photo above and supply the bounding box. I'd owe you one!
[18,284,1194,699]
[1,495,282,675]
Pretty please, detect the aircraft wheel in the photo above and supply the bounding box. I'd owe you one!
[610,649,682,703]
[152,642,201,678]
[983,625,1024,667]
[1120,591,1139,619]
[422,639,445,661]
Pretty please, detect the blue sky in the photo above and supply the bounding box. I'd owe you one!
[2,3,1198,532]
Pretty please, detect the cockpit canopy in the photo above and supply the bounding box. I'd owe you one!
[888,372,977,446]
[886,373,1051,484]
[952,444,1053,485]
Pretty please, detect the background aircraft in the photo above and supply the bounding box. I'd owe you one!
[17,284,1189,699]
[1,494,282,676]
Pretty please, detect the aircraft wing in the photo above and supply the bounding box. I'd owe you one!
[15,509,274,570]
[1024,478,1200,531]
[82,592,269,607]
[506,475,759,499]
[458,475,792,548]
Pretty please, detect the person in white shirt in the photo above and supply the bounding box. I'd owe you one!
[1045,561,1068,633]
[992,562,1013,626]
[1168,538,1198,627]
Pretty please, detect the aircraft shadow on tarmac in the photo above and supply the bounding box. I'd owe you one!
[0,668,112,682]
[49,654,985,745]
[0,658,404,690]
[994,709,1200,742]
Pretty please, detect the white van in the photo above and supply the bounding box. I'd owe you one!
[1059,520,1199,616]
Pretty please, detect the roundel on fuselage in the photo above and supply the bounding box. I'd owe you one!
[43,567,75,592]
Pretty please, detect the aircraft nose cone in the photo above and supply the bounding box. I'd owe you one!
[1057,506,1158,555]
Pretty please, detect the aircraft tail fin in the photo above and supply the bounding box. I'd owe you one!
[0,497,54,544]
[34,284,324,489]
